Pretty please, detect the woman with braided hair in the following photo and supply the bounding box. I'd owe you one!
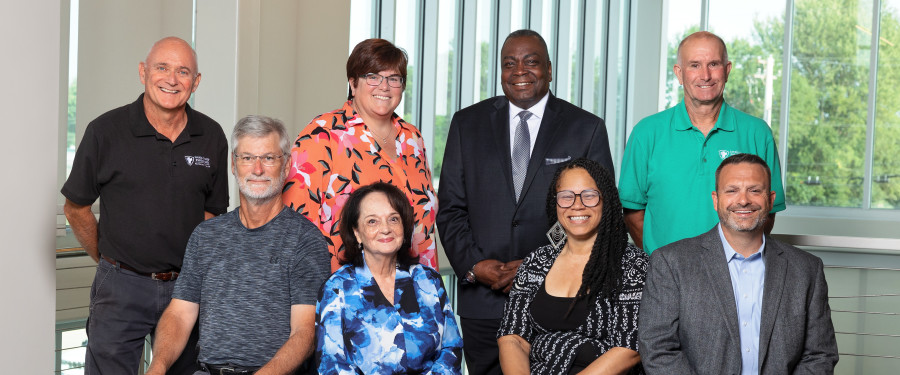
[497,158,648,374]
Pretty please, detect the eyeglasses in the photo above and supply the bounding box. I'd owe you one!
[556,189,602,208]
[234,153,286,167]
[361,73,405,88]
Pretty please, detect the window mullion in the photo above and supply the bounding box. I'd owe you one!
[777,0,794,196]
[863,0,883,209]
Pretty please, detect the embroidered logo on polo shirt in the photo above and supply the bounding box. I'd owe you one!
[719,150,741,160]
[184,155,211,168]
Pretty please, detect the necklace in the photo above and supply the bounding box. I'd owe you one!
[369,125,394,145]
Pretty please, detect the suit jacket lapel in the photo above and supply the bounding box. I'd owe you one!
[700,229,742,347]
[489,97,516,204]
[757,237,787,368]
[518,95,562,203]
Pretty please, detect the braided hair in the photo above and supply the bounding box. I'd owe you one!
[545,158,628,302]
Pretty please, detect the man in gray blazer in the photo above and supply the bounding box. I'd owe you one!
[638,153,838,374]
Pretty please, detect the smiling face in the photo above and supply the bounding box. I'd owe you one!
[232,133,288,202]
[674,34,731,108]
[353,192,404,259]
[349,69,403,122]
[712,162,774,235]
[138,37,200,112]
[500,35,552,110]
[555,168,603,243]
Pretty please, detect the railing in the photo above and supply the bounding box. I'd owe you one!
[771,233,900,375]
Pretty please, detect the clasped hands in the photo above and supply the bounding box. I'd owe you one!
[472,259,523,293]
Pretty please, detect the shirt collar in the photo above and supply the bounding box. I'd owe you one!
[717,223,766,262]
[508,91,550,121]
[129,93,202,138]
[673,99,736,132]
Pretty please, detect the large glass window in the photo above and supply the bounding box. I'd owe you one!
[431,0,458,184]
[874,0,900,208]
[661,0,702,109]
[665,0,900,211]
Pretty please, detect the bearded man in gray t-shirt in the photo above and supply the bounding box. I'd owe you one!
[146,115,330,375]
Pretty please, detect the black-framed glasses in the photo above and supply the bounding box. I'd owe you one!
[234,153,286,167]
[362,73,405,88]
[556,189,602,208]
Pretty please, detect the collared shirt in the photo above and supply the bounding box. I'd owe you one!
[61,94,229,272]
[718,224,766,375]
[283,101,438,272]
[618,100,786,253]
[507,92,550,157]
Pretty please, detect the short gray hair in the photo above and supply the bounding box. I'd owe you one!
[231,115,291,156]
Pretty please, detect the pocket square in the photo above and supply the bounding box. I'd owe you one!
[545,156,572,165]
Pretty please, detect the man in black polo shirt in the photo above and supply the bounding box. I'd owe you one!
[62,36,228,375]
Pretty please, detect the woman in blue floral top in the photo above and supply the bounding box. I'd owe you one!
[316,182,463,374]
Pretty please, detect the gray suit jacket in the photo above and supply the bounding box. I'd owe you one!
[638,226,838,374]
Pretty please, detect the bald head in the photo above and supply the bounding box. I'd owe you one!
[146,37,198,74]
[676,31,728,66]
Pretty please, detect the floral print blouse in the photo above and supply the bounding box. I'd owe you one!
[316,261,463,374]
[283,101,438,271]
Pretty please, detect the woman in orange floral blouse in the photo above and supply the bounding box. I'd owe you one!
[283,39,438,272]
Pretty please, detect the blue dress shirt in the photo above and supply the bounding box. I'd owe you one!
[718,224,766,375]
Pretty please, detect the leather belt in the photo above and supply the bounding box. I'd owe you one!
[101,255,179,281]
[201,363,259,375]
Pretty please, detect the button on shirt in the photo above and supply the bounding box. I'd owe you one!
[718,224,766,375]
[508,92,549,157]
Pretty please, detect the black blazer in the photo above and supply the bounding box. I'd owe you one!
[436,94,614,319]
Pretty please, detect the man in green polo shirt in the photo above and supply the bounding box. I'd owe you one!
[619,31,785,254]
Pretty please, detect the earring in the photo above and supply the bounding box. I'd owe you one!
[546,221,567,249]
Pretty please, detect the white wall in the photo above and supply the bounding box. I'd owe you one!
[0,0,60,371]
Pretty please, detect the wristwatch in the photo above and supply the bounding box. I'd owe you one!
[464,268,477,284]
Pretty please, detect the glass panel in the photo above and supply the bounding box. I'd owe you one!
[662,0,701,110]
[475,0,493,101]
[590,1,607,114]
[60,328,87,374]
[708,0,786,144]
[349,0,376,53]
[395,0,419,122]
[874,0,900,209]
[432,0,458,186]
[510,0,526,31]
[539,0,555,57]
[67,0,79,177]
[565,0,583,103]
[786,0,872,207]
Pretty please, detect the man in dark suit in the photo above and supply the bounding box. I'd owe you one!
[638,153,838,374]
[437,29,614,374]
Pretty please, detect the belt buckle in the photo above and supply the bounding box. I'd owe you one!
[151,271,178,281]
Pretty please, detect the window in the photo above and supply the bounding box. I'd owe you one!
[352,0,630,183]
[663,0,900,211]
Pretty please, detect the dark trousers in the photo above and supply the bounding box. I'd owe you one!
[85,258,200,375]
[460,317,503,375]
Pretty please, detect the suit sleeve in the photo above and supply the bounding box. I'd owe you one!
[638,251,696,375]
[436,113,487,279]
[587,116,615,179]
[793,258,839,374]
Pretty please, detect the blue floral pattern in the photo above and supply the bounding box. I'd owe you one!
[316,261,463,374]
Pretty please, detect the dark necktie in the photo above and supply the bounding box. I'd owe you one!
[512,110,533,200]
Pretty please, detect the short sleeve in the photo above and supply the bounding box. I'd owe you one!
[172,228,204,303]
[290,230,331,305]
[618,124,650,210]
[203,130,230,215]
[61,123,101,206]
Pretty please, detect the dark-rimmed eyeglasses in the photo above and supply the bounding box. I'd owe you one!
[234,153,286,167]
[362,73,405,88]
[556,189,602,208]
